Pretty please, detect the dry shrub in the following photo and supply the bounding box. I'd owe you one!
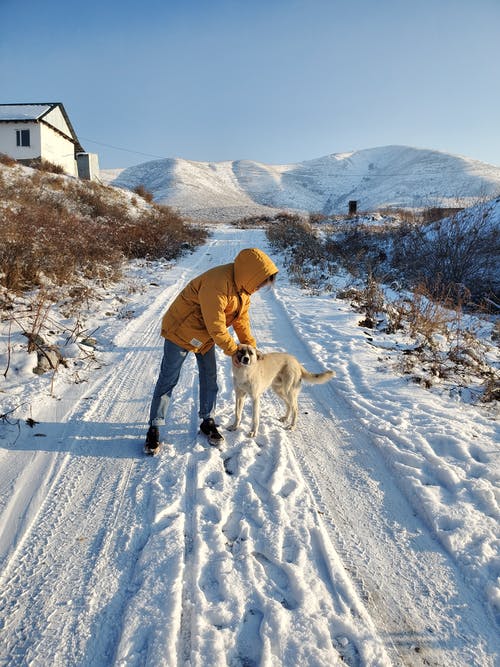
[234,214,278,228]
[389,282,498,394]
[265,204,498,399]
[391,206,500,304]
[26,159,66,175]
[267,214,321,262]
[68,180,128,219]
[396,283,455,343]
[0,203,123,289]
[357,274,386,328]
[133,184,154,203]
[267,215,329,289]
[0,152,16,167]
[0,166,207,292]
[323,226,389,278]
[309,212,329,224]
[115,205,205,260]
[481,378,500,403]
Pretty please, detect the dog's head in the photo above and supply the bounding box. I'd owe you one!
[235,344,263,366]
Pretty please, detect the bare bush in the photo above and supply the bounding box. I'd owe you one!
[420,206,464,224]
[116,205,205,261]
[1,203,123,289]
[323,225,390,279]
[0,162,207,293]
[395,283,455,343]
[391,204,500,304]
[0,152,16,167]
[26,159,66,175]
[357,274,386,328]
[133,184,154,203]
[267,215,330,289]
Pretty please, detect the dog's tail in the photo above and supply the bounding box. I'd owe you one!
[300,368,335,384]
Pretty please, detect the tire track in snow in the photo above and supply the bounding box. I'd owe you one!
[177,374,204,667]
[0,236,215,593]
[252,279,498,666]
[0,241,226,666]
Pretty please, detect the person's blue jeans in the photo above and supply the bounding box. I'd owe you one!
[149,339,218,426]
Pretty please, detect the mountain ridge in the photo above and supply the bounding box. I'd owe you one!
[104,145,500,220]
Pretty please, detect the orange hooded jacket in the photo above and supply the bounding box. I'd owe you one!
[161,248,278,356]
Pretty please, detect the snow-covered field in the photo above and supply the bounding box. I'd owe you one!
[103,145,500,220]
[0,226,498,666]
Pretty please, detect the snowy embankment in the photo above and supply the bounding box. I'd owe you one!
[0,227,498,666]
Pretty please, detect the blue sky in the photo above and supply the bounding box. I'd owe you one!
[1,0,499,169]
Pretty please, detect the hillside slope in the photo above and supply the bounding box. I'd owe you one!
[105,145,500,220]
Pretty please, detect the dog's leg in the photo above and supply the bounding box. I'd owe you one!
[282,404,292,425]
[272,382,290,424]
[273,378,295,428]
[286,386,299,430]
[275,379,298,430]
[248,393,260,438]
[279,394,292,424]
[227,388,245,431]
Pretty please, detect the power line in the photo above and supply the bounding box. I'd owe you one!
[78,136,500,179]
[79,136,167,160]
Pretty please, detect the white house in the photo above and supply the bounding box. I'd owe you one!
[0,102,99,180]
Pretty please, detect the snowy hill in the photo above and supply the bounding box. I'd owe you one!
[104,145,500,220]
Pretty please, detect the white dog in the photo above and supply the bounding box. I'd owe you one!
[228,344,334,437]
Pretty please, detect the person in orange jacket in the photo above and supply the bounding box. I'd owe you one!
[145,248,278,453]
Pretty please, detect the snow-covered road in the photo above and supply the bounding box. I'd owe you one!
[0,227,498,666]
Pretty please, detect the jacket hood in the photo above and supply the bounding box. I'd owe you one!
[233,248,278,294]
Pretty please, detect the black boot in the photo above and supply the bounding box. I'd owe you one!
[200,418,224,446]
[144,426,161,455]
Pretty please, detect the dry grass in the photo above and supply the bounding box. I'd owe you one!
[25,158,66,175]
[133,184,154,203]
[0,162,207,293]
[0,152,16,167]
[0,161,208,385]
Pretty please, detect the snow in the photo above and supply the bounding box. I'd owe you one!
[0,104,52,121]
[103,145,500,220]
[0,226,499,666]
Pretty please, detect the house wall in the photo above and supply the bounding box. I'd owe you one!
[40,124,78,176]
[0,121,41,161]
[76,152,100,180]
[43,106,71,137]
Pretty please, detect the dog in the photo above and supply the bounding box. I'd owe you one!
[228,344,334,437]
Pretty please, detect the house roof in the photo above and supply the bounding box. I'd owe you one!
[0,102,84,152]
[0,103,53,121]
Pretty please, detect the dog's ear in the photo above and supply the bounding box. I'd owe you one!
[255,348,265,360]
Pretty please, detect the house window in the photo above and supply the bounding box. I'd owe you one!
[16,129,30,147]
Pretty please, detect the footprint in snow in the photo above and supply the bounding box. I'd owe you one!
[223,454,239,476]
[253,552,299,610]
[199,562,225,604]
[231,607,264,667]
